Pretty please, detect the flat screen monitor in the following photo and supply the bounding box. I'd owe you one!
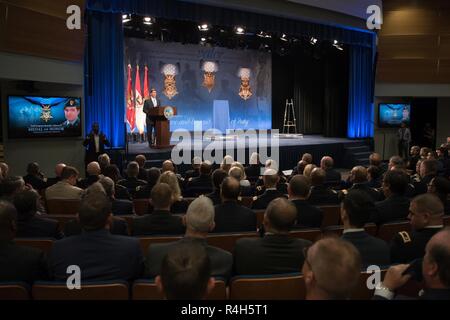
[378,103,411,127]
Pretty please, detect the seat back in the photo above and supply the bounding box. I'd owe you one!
[320,206,341,228]
[364,223,378,236]
[238,196,254,208]
[133,199,150,216]
[0,282,30,300]
[46,199,81,215]
[377,221,411,242]
[444,215,450,226]
[351,269,387,300]
[139,236,182,253]
[14,238,54,254]
[254,210,265,228]
[290,229,322,242]
[48,214,77,232]
[32,281,129,300]
[207,232,258,253]
[230,274,305,300]
[132,279,227,300]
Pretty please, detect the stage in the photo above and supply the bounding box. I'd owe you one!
[125,134,372,172]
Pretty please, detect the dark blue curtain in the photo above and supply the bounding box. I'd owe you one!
[84,11,125,148]
[347,45,375,138]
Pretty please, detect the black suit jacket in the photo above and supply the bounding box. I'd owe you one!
[131,210,185,236]
[233,234,311,275]
[308,185,339,205]
[17,215,63,239]
[206,189,222,206]
[325,168,342,184]
[341,231,390,267]
[46,176,61,188]
[63,217,128,237]
[143,98,161,125]
[117,177,147,197]
[413,175,435,196]
[144,237,233,280]
[49,229,143,281]
[349,183,381,202]
[213,201,256,233]
[77,175,100,189]
[23,174,47,191]
[371,195,410,225]
[115,184,132,200]
[112,199,134,216]
[251,189,286,210]
[138,167,148,181]
[185,174,213,193]
[291,199,323,228]
[0,240,48,283]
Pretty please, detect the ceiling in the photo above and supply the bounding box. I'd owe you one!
[287,0,382,19]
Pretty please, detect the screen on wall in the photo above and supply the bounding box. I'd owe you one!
[7,96,82,138]
[378,103,411,127]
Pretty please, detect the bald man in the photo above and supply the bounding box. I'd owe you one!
[46,163,66,188]
[78,161,102,189]
[251,169,286,210]
[302,237,362,300]
[347,166,381,201]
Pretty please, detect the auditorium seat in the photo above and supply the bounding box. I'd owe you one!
[132,278,227,300]
[121,215,137,234]
[229,273,306,300]
[290,228,322,242]
[254,210,265,227]
[47,214,77,231]
[183,187,213,197]
[238,196,254,208]
[139,235,182,253]
[183,197,196,206]
[321,223,378,238]
[32,281,129,300]
[207,232,259,253]
[377,221,411,242]
[46,199,81,215]
[14,238,53,254]
[444,215,450,226]
[364,223,378,236]
[351,268,387,300]
[0,282,30,300]
[320,206,341,228]
[396,279,424,298]
[133,199,150,216]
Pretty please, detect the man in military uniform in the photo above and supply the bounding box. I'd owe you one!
[390,193,444,264]
[251,169,287,210]
[61,99,80,128]
[308,168,339,205]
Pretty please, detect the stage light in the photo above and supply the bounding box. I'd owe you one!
[143,17,153,25]
[280,34,288,41]
[333,40,344,51]
[257,31,271,38]
[310,37,318,45]
[122,14,131,23]
[235,26,245,35]
[198,23,210,31]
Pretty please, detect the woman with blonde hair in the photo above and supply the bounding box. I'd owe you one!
[303,164,317,179]
[157,171,188,213]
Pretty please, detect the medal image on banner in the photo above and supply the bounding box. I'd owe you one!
[238,67,252,100]
[161,64,179,100]
[202,61,218,93]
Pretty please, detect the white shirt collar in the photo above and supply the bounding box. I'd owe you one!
[343,228,365,234]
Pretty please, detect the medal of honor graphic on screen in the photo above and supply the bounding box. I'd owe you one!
[7,96,82,138]
[378,103,411,128]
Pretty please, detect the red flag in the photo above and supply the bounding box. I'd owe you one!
[126,64,135,132]
[135,65,145,134]
[144,65,150,99]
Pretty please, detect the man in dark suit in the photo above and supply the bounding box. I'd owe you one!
[77,161,101,189]
[308,168,339,205]
[145,197,232,279]
[135,154,149,181]
[320,156,342,186]
[0,201,48,283]
[49,190,143,281]
[371,169,411,225]
[213,177,256,233]
[234,198,311,275]
[374,228,450,300]
[414,159,438,196]
[23,162,47,191]
[288,175,323,228]
[82,122,111,168]
[367,165,382,189]
[347,166,381,202]
[143,88,161,146]
[185,161,213,195]
[341,190,390,267]
[408,146,421,173]
[103,164,131,200]
[132,183,185,236]
[206,169,228,206]
[184,157,201,180]
[251,169,286,210]
[134,167,161,200]
[390,193,444,264]
[98,176,133,216]
[369,152,387,176]
[117,161,147,197]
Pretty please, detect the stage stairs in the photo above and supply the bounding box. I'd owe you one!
[343,142,372,167]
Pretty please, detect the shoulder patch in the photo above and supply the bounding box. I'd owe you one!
[398,231,411,243]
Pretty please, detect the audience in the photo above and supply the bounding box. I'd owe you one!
[0,162,9,180]
[45,166,83,201]
[135,167,160,199]
[206,169,228,205]
[98,153,111,174]
[245,152,262,182]
[303,163,317,179]
[288,175,323,228]
[185,161,213,195]
[414,159,438,195]
[408,146,421,172]
[367,165,382,188]
[0,176,26,202]
[184,157,201,180]
[158,171,189,214]
[320,156,342,186]
[117,161,147,197]
[346,166,380,201]
[23,162,47,191]
[220,155,234,173]
[78,161,101,189]
[46,163,66,188]
[427,177,450,214]
[252,169,286,209]
[98,176,133,216]
[103,164,131,200]
[234,198,311,275]
[135,154,148,181]
[308,168,339,205]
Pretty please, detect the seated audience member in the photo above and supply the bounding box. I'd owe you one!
[251,169,286,210]
[245,152,262,182]
[213,177,256,233]
[184,157,201,180]
[97,153,111,174]
[156,241,215,300]
[78,161,101,189]
[134,167,161,199]
[341,190,390,267]
[13,189,62,239]
[158,171,189,214]
[46,163,66,188]
[161,160,184,188]
[0,176,26,202]
[303,164,317,180]
[302,153,313,165]
[302,237,362,300]
[428,151,445,174]
[420,147,431,160]
[117,161,147,197]
[49,189,143,281]
[347,166,381,201]
[99,176,133,216]
[206,169,228,206]
[367,165,382,189]
[220,155,234,173]
[428,177,450,215]
[234,198,311,275]
[45,166,83,201]
[369,152,386,174]
[0,162,9,180]
[320,156,341,186]
[408,146,421,172]
[371,169,410,225]
[229,166,252,196]
[132,183,185,236]
[103,164,131,200]
[308,168,339,205]
[0,201,48,283]
[255,160,288,196]
[390,194,444,264]
[291,152,312,176]
[414,159,439,195]
[374,228,450,300]
[135,154,148,181]
[388,155,405,171]
[185,161,213,195]
[288,175,323,228]
[145,197,232,279]
[23,162,47,191]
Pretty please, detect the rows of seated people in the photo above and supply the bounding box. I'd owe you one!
[0,139,449,300]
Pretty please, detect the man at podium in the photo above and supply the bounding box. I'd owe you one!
[143,88,161,147]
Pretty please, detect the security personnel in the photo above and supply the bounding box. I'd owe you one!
[251,169,287,210]
[390,193,444,264]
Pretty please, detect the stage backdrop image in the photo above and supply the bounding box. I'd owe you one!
[124,38,272,133]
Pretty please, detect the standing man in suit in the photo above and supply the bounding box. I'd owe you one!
[143,88,161,147]
[397,121,411,159]
[83,122,111,169]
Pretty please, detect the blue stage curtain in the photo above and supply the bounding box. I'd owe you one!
[347,44,375,138]
[86,0,374,48]
[84,11,125,148]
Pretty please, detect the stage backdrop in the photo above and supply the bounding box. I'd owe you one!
[124,38,272,133]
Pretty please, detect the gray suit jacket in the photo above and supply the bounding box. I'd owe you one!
[45,181,83,200]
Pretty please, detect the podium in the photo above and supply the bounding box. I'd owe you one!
[149,106,177,149]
